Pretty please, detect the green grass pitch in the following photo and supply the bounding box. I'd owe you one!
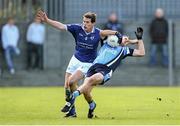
[0,86,179,125]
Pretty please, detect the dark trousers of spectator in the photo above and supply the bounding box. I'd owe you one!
[0,64,2,77]
[27,42,43,70]
[149,43,168,67]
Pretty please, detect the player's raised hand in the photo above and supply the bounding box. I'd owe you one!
[36,10,48,23]
[135,27,143,40]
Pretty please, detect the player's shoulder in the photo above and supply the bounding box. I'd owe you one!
[122,46,130,52]
[66,23,82,31]
[67,23,81,27]
[94,27,101,32]
[122,46,129,49]
[122,46,134,55]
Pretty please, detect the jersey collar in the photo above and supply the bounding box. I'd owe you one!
[81,25,95,35]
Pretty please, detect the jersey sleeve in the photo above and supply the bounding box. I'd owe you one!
[100,36,107,47]
[66,24,80,34]
[122,46,134,59]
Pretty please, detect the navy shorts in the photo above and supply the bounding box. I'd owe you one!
[86,63,113,85]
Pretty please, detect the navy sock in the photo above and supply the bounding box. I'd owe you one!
[89,100,96,110]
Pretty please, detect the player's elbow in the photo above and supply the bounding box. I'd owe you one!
[134,49,145,57]
[135,50,145,57]
[138,50,145,57]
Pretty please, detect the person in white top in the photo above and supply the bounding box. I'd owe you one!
[26,17,45,70]
[1,17,20,74]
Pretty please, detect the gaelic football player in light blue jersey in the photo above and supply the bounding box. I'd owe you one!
[61,27,145,118]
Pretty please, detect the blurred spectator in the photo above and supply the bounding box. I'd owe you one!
[0,24,2,76]
[149,8,169,67]
[26,17,45,70]
[0,62,2,77]
[1,17,20,74]
[104,12,124,34]
[0,68,1,77]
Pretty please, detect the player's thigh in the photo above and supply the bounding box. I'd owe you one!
[66,55,80,74]
[65,55,80,86]
[79,73,103,93]
[85,73,104,86]
[77,62,92,75]
[68,58,92,85]
[68,70,84,85]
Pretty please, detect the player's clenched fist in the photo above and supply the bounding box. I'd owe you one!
[135,27,143,40]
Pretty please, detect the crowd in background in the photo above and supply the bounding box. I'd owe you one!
[0,15,45,75]
[0,8,169,75]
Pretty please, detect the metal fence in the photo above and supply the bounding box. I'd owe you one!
[45,0,180,23]
[1,0,180,22]
[0,0,43,22]
[46,0,64,21]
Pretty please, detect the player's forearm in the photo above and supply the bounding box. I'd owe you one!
[137,40,145,56]
[128,39,138,44]
[46,18,66,31]
[100,30,117,38]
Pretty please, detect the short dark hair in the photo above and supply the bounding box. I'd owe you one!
[83,12,96,23]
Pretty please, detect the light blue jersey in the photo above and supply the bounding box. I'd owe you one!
[93,43,133,71]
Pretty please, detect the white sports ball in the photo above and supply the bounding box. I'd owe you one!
[107,35,119,47]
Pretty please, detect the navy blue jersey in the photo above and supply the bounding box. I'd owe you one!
[66,24,101,63]
[93,43,134,71]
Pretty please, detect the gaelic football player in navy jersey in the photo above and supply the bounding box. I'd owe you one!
[61,27,145,118]
[37,10,124,117]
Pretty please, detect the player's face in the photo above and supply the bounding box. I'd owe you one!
[120,36,129,46]
[83,17,95,33]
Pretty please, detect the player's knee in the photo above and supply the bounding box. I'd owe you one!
[64,81,69,88]
[86,77,95,86]
[68,77,76,86]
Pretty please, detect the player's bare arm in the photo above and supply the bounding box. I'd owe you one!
[133,40,145,56]
[128,39,138,44]
[36,10,66,31]
[120,36,138,46]
[132,27,145,57]
[100,30,117,38]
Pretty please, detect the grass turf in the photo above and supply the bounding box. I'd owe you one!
[0,86,179,125]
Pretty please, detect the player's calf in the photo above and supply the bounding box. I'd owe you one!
[88,101,96,118]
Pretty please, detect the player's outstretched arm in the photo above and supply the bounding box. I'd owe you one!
[100,30,119,39]
[128,39,138,44]
[132,27,145,57]
[100,30,124,45]
[133,39,145,57]
[36,10,66,31]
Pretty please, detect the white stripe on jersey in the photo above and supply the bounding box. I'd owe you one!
[64,25,68,30]
[107,48,124,67]
[126,47,130,54]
